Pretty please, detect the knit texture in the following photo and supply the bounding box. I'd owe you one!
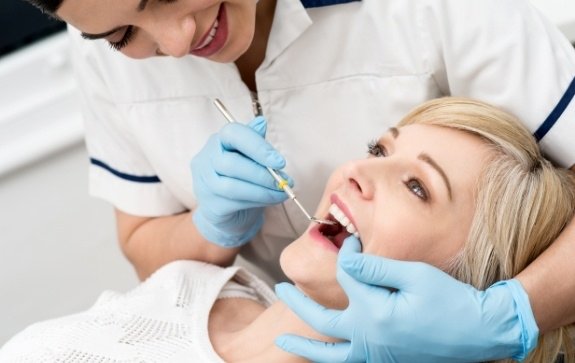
[0,261,276,362]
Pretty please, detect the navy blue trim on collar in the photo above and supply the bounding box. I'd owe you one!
[300,0,360,8]
[90,158,161,183]
[534,75,575,141]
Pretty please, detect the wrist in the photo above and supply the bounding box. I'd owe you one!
[488,279,539,361]
[192,208,263,248]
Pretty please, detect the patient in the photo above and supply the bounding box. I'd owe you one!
[1,98,574,363]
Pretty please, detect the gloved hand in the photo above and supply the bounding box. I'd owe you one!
[191,116,291,248]
[275,235,539,362]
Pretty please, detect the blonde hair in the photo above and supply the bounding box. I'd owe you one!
[398,97,575,363]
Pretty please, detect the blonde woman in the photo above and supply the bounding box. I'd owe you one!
[1,98,573,362]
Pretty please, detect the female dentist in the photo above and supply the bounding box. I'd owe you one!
[28,0,575,361]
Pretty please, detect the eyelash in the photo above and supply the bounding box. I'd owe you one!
[405,178,429,201]
[367,139,387,157]
[108,0,179,51]
[366,139,429,202]
[109,26,136,51]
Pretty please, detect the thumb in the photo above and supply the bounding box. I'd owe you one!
[248,116,267,137]
[339,245,425,290]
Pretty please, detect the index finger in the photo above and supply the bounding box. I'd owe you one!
[219,123,285,169]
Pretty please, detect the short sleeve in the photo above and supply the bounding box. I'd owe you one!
[68,27,186,216]
[419,0,575,167]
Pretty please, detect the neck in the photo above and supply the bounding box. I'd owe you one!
[211,299,336,362]
[235,0,277,91]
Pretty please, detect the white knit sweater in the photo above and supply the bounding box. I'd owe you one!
[0,261,277,362]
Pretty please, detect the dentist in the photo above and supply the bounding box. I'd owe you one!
[27,0,575,361]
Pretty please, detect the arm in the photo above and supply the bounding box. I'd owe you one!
[517,164,575,332]
[116,209,239,280]
[118,117,289,280]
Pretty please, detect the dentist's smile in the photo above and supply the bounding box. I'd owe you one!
[190,4,228,57]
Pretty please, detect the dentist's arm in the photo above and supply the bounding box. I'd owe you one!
[116,210,239,280]
[118,117,290,280]
[518,164,575,333]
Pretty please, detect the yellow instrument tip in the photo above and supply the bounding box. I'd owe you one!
[277,179,288,190]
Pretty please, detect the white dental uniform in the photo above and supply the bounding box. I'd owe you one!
[69,0,575,282]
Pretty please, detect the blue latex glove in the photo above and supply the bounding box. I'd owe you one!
[191,116,290,248]
[275,236,539,362]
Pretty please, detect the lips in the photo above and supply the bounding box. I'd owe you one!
[190,4,228,57]
[310,195,360,251]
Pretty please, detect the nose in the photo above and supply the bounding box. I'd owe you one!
[154,16,195,58]
[341,159,375,200]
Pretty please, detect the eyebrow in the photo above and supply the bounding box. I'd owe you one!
[80,0,149,40]
[418,153,453,201]
[388,126,452,200]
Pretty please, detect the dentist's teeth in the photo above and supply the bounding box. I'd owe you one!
[194,19,219,50]
[328,203,360,238]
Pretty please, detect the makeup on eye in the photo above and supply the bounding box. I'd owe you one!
[80,0,179,51]
[108,26,137,51]
[367,139,387,157]
[404,178,429,201]
[365,138,431,201]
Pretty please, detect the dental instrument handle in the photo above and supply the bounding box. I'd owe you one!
[212,99,334,226]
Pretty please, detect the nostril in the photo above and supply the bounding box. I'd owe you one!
[349,178,362,193]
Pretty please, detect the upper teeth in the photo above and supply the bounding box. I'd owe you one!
[329,203,360,238]
[195,19,219,50]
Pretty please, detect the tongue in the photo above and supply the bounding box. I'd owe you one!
[320,223,342,236]
[332,230,351,249]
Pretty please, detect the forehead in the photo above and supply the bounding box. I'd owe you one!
[57,0,137,32]
[396,124,491,191]
[394,124,486,152]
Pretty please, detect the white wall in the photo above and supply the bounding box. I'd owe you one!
[0,143,137,346]
[0,33,138,346]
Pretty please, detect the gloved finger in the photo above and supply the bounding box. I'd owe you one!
[275,283,348,339]
[220,123,285,169]
[247,116,267,137]
[275,334,352,363]
[205,176,289,209]
[335,260,392,307]
[335,236,389,298]
[213,151,294,191]
[339,235,363,255]
[339,250,430,290]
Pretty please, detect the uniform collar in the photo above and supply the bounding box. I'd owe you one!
[264,0,312,65]
[263,0,361,67]
[300,0,361,8]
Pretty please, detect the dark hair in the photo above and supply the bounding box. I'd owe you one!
[26,0,64,14]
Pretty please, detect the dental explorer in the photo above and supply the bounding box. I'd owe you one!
[213,98,336,226]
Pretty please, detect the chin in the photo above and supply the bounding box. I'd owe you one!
[279,241,348,310]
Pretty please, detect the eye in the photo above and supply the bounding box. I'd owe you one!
[405,178,429,201]
[108,26,136,51]
[367,139,387,157]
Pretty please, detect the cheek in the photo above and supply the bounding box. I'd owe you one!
[217,3,256,59]
[362,205,448,263]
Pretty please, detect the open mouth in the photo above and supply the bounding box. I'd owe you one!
[318,203,360,249]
